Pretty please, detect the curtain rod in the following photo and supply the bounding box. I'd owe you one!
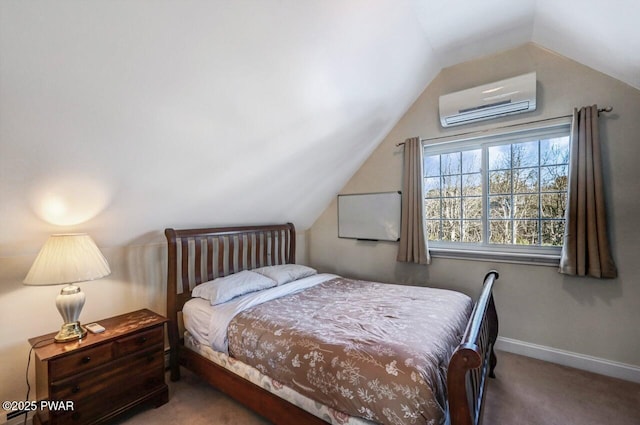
[395,106,613,146]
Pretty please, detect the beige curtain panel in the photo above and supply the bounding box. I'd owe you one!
[559,105,617,278]
[397,137,430,265]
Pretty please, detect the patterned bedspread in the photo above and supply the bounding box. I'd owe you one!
[227,277,473,425]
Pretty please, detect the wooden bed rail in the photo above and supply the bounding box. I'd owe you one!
[447,270,499,425]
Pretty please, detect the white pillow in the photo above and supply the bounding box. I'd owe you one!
[252,264,317,286]
[192,270,277,305]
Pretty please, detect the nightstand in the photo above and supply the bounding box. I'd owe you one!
[28,309,169,425]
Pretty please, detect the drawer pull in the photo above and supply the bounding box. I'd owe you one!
[138,336,148,344]
[81,356,91,364]
[72,385,81,394]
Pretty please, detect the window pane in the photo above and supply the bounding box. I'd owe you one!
[442,198,461,219]
[514,194,539,219]
[441,152,461,175]
[462,149,481,173]
[442,175,461,197]
[424,124,570,252]
[541,137,570,165]
[424,177,441,198]
[541,166,568,191]
[489,195,511,219]
[425,199,441,219]
[541,193,567,219]
[489,220,512,244]
[489,170,511,194]
[463,220,482,242]
[515,220,539,245]
[513,167,538,193]
[462,173,482,196]
[513,141,539,168]
[426,220,441,241]
[442,220,461,242]
[424,155,440,177]
[542,220,565,246]
[463,197,482,219]
[489,144,511,170]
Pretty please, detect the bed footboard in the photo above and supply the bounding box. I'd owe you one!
[447,270,499,425]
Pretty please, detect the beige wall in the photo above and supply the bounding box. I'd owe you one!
[309,43,640,368]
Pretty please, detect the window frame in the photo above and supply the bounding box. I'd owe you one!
[422,118,572,266]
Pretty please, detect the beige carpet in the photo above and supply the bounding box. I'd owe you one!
[483,351,640,425]
[115,350,640,425]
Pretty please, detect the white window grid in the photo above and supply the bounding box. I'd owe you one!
[423,122,571,257]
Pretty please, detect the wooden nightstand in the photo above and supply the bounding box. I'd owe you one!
[28,309,169,425]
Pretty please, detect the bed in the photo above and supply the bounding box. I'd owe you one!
[165,223,498,425]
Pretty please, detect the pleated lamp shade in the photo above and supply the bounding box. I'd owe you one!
[24,234,111,285]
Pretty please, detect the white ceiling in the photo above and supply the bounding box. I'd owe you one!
[414,0,640,88]
[1,0,638,251]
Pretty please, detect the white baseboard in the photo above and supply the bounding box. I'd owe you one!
[495,336,640,384]
[3,411,33,425]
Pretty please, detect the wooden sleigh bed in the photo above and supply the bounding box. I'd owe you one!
[165,223,499,425]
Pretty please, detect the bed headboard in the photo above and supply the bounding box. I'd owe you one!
[165,222,296,314]
[164,223,296,378]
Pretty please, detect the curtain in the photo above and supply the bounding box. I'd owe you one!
[559,105,617,278]
[397,137,430,264]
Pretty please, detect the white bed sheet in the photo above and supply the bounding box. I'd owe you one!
[183,273,338,353]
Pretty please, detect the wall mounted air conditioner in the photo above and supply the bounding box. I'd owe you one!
[439,72,537,127]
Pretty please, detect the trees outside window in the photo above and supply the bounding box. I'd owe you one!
[424,124,570,258]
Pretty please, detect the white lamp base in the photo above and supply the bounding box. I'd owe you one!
[54,285,87,343]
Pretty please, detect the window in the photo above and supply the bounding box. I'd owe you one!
[423,122,571,264]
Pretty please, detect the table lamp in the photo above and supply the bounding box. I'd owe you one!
[24,234,111,342]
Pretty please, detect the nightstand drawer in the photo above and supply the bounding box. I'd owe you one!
[50,350,164,401]
[49,367,166,425]
[49,343,113,380]
[114,326,163,357]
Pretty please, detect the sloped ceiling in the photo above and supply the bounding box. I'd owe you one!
[1,0,638,253]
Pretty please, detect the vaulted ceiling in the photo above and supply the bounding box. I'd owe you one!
[1,1,638,251]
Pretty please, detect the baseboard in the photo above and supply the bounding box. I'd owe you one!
[3,411,33,425]
[495,336,640,384]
